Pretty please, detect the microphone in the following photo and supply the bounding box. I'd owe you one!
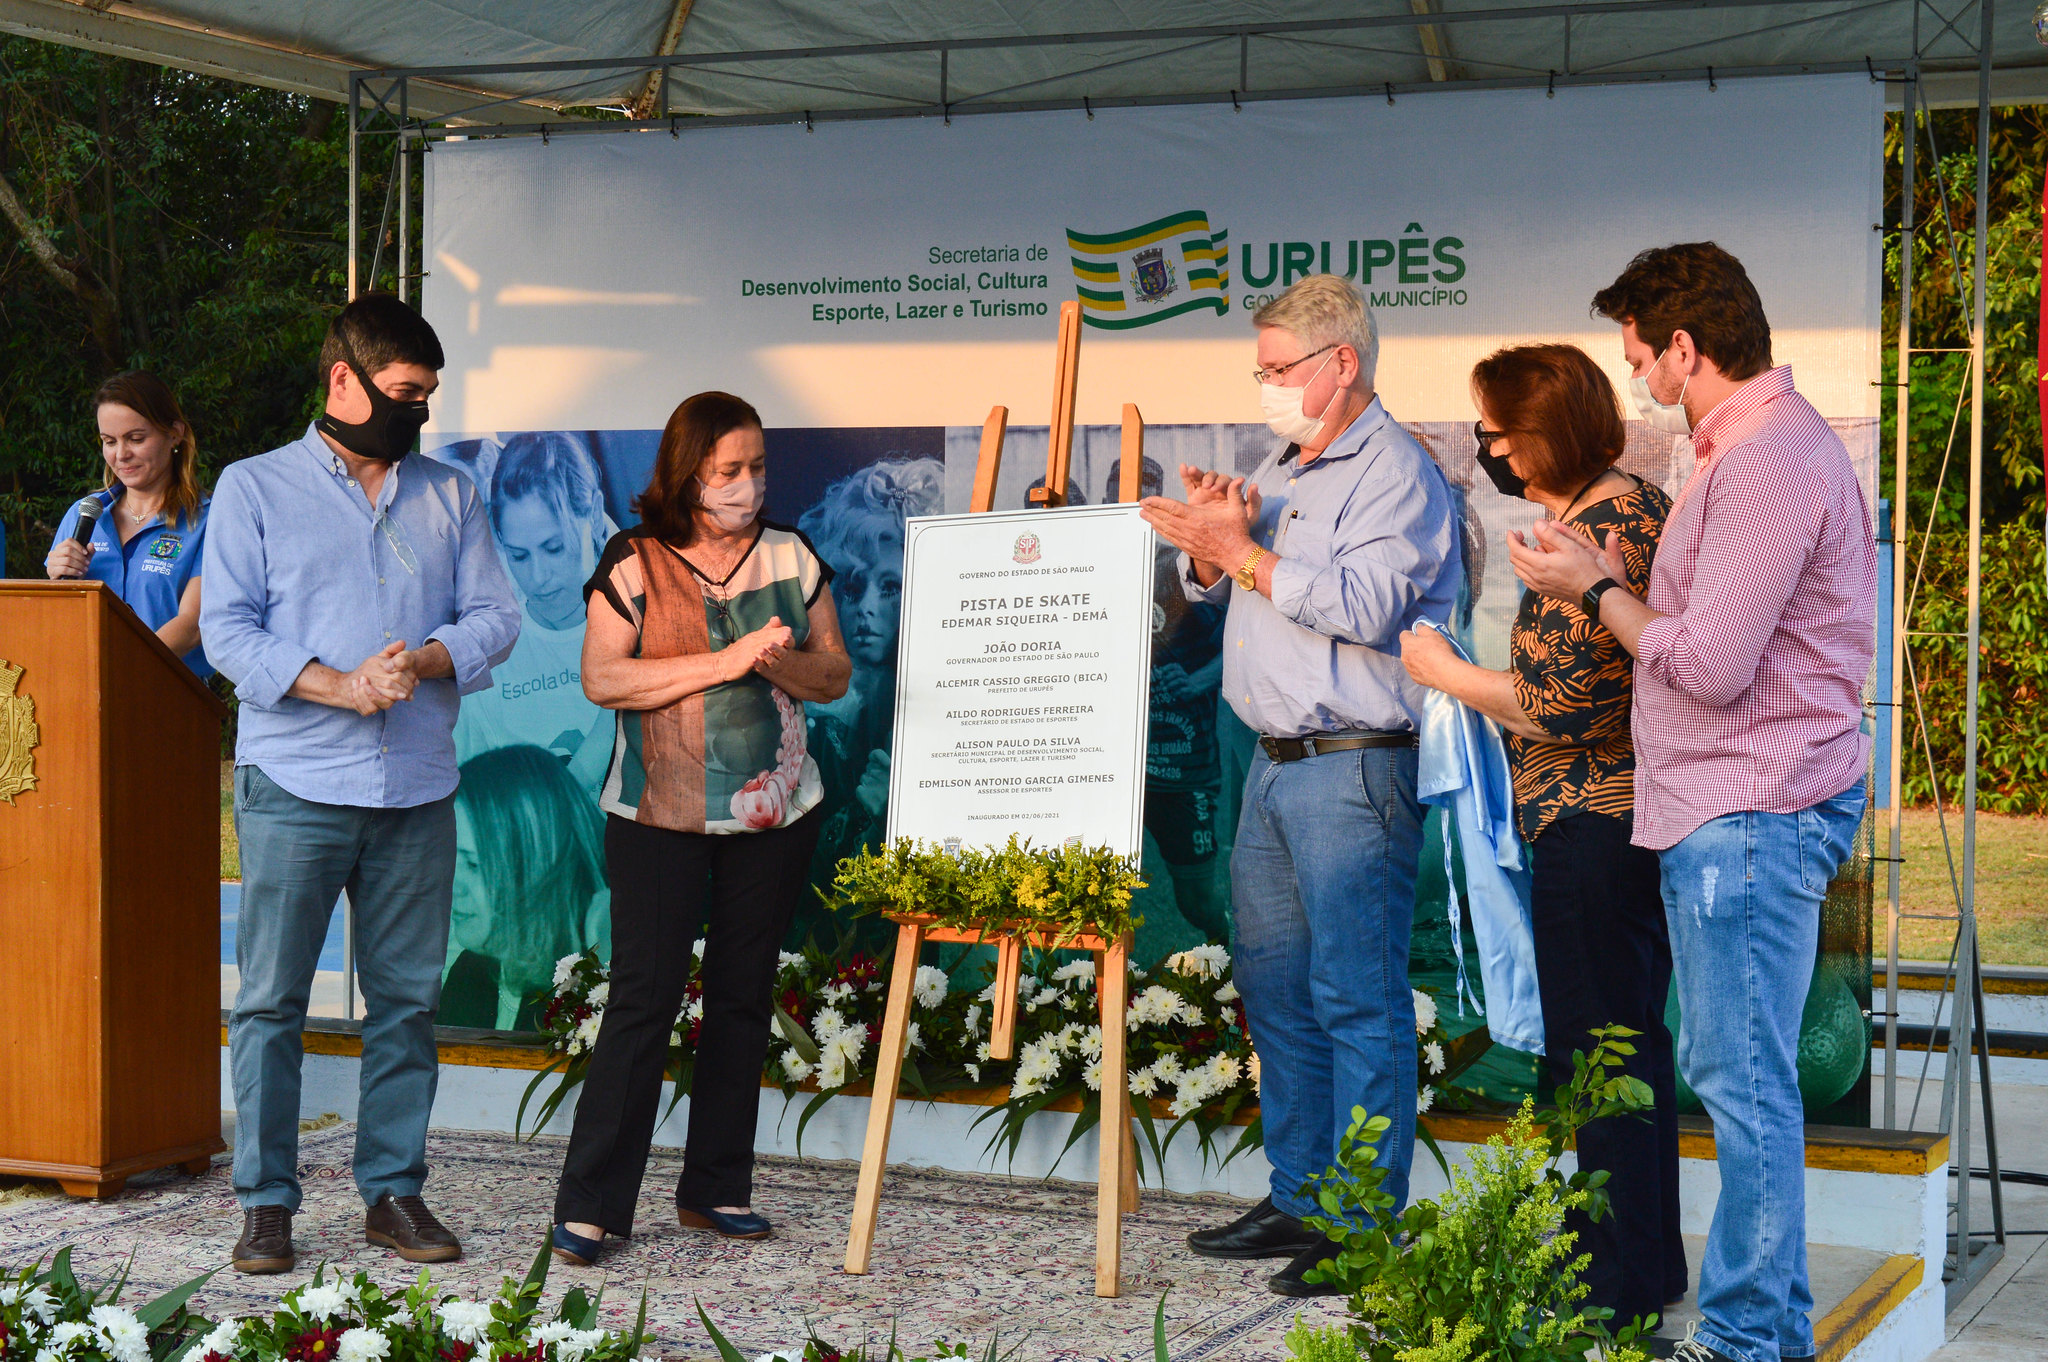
[70,497,104,548]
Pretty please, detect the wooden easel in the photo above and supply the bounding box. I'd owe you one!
[843,300,1146,1298]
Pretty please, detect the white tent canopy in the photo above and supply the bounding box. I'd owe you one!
[1,0,2039,122]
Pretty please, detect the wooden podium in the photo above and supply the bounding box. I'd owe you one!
[0,580,227,1197]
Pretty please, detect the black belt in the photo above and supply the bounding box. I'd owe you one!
[1259,730,1417,763]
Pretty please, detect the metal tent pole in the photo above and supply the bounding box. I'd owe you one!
[1945,0,2003,1305]
[347,77,361,301]
[398,80,411,306]
[1883,58,1915,1129]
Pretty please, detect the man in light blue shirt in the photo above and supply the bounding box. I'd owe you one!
[1142,273,1461,1296]
[202,294,519,1275]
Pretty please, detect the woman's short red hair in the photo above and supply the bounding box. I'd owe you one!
[1469,344,1625,497]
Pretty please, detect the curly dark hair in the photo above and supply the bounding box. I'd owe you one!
[1590,242,1772,382]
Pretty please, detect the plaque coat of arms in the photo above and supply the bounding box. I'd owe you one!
[0,659,39,803]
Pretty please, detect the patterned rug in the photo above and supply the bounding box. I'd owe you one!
[0,1124,1342,1361]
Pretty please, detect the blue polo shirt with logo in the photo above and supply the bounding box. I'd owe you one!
[50,489,212,680]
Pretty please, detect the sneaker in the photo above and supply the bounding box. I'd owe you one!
[232,1205,294,1274]
[365,1193,462,1263]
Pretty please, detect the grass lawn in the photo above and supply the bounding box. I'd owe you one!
[215,765,2047,965]
[1888,807,2048,967]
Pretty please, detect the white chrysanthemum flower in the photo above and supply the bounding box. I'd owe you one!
[906,1021,923,1052]
[1412,989,1438,1036]
[1028,986,1060,1011]
[437,1301,493,1346]
[975,980,998,1003]
[571,1013,602,1055]
[89,1305,149,1362]
[553,955,582,989]
[686,998,704,1022]
[529,1321,578,1347]
[1151,1053,1185,1083]
[1082,1058,1103,1091]
[197,1317,243,1360]
[964,1004,983,1036]
[557,1328,609,1362]
[975,1040,991,1062]
[777,951,808,974]
[692,938,706,959]
[2,1283,58,1326]
[586,982,609,1009]
[781,1050,815,1083]
[912,965,949,1010]
[1417,1084,1436,1114]
[1423,1041,1446,1075]
[1126,984,1184,1029]
[1010,1036,1067,1095]
[1249,1050,1262,1094]
[811,1004,847,1044]
[865,980,884,994]
[965,1061,981,1083]
[293,1283,349,1323]
[1078,1026,1103,1058]
[1059,993,1080,1012]
[44,1321,92,1354]
[1128,1064,1160,1097]
[1051,959,1096,983]
[1215,981,1239,1003]
[336,1328,389,1362]
[1164,944,1230,980]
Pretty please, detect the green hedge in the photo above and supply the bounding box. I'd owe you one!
[1900,522,2048,813]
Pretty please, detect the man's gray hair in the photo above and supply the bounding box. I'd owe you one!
[1252,274,1379,389]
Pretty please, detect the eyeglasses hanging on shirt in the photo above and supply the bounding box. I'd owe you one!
[326,453,421,576]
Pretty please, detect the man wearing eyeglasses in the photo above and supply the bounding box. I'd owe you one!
[1140,273,1462,1297]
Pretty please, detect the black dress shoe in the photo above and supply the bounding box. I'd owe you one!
[232,1205,294,1274]
[1186,1196,1322,1260]
[1267,1239,1344,1298]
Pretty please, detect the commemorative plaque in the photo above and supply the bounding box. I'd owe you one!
[885,504,1155,858]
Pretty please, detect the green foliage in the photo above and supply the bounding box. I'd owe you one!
[694,1299,1022,1362]
[1288,1027,1655,1362]
[830,837,1144,946]
[0,1249,215,1362]
[1898,523,2048,813]
[0,40,384,577]
[1879,105,2045,529]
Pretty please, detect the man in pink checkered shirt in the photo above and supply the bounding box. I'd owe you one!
[1510,242,1875,1362]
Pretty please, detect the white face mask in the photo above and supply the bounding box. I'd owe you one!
[1258,350,1338,445]
[1628,347,1693,434]
[697,474,765,531]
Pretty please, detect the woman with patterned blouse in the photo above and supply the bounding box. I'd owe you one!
[551,392,851,1265]
[1401,344,1682,1336]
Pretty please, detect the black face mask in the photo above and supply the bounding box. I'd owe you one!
[1475,449,1528,499]
[316,340,431,464]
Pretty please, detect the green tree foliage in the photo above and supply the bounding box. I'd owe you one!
[0,39,384,577]
[1880,105,2045,530]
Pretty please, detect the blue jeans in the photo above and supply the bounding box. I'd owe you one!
[228,765,456,1212]
[1661,786,1865,1362]
[1232,746,1423,1220]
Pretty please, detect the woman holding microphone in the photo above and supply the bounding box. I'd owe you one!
[1400,344,1683,1336]
[45,371,212,678]
[551,391,849,1264]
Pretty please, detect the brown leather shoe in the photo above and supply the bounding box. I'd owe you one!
[233,1205,295,1274]
[365,1193,462,1262]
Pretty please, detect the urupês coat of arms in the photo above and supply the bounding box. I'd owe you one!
[1128,245,1177,303]
[1012,533,1042,565]
[0,659,40,804]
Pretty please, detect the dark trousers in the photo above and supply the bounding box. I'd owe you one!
[554,811,820,1234]
[1530,811,1687,1328]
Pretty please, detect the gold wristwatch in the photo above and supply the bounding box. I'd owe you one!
[1234,546,1267,590]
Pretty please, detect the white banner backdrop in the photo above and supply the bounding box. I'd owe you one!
[416,75,1882,1033]
[423,74,1881,437]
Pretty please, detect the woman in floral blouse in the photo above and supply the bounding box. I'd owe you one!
[1400,344,1682,1337]
[551,391,850,1264]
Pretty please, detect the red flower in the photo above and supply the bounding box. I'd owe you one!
[439,1342,476,1362]
[287,1328,344,1362]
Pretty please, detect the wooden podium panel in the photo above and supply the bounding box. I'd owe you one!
[0,581,226,1197]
